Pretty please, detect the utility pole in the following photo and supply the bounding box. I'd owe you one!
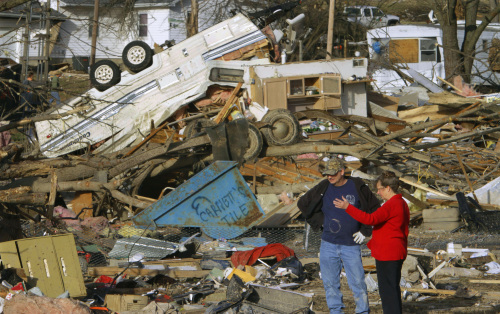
[326,0,335,60]
[187,0,199,37]
[90,0,99,67]
[21,2,32,82]
[43,0,51,98]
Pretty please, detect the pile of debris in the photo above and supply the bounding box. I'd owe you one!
[1,225,500,313]
[2,1,500,312]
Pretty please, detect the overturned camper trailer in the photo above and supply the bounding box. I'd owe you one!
[34,12,370,159]
[367,22,500,93]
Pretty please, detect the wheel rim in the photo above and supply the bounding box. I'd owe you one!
[94,65,114,84]
[127,46,146,65]
[271,120,292,141]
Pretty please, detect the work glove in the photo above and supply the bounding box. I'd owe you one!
[353,231,365,244]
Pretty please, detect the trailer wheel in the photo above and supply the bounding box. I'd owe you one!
[184,118,216,138]
[122,40,153,73]
[244,123,263,162]
[261,109,301,146]
[90,60,121,91]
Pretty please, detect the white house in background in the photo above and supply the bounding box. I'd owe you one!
[52,0,231,70]
[367,22,500,93]
[0,1,65,65]
[0,0,232,69]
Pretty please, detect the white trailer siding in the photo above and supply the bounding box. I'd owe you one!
[0,19,23,63]
[367,24,445,93]
[367,22,500,93]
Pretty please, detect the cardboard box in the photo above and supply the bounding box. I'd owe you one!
[105,294,149,312]
[0,233,86,298]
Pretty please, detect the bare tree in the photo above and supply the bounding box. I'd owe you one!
[433,0,500,83]
[0,0,30,12]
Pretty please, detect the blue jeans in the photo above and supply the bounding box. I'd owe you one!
[50,91,61,105]
[320,240,369,314]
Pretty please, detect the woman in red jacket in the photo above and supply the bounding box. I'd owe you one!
[333,171,410,314]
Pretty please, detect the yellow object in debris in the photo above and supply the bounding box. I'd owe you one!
[230,109,244,120]
[117,224,152,237]
[409,185,428,212]
[227,265,257,282]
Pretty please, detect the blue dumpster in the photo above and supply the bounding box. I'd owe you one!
[132,161,265,239]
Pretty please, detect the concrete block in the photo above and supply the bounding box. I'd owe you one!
[422,221,462,231]
[423,207,460,220]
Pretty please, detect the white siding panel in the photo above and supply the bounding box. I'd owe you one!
[57,7,136,60]
[52,0,231,63]
[0,22,23,63]
[136,9,171,46]
[168,7,187,45]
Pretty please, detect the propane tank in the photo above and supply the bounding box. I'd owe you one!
[281,49,287,64]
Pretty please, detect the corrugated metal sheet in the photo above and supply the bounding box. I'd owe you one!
[108,236,177,260]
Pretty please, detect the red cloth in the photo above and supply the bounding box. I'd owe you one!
[94,275,114,284]
[231,243,295,267]
[346,194,410,261]
[11,282,24,291]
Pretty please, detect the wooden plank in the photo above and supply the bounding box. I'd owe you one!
[367,91,399,112]
[214,82,243,124]
[453,143,480,203]
[265,164,316,182]
[404,287,456,295]
[398,105,459,123]
[88,267,164,277]
[426,199,500,210]
[47,170,57,218]
[437,76,462,93]
[123,119,171,157]
[399,177,453,199]
[427,92,485,107]
[257,202,300,227]
[401,190,429,209]
[168,269,210,278]
[469,280,500,284]
[389,39,419,63]
[242,164,295,184]
[307,131,347,140]
[87,266,209,278]
[270,158,323,178]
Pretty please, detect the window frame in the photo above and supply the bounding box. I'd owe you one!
[372,8,384,17]
[88,16,99,38]
[138,13,148,37]
[419,38,438,62]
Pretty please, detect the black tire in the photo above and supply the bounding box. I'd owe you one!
[184,118,216,138]
[122,41,153,73]
[243,123,263,162]
[261,109,301,146]
[89,60,121,91]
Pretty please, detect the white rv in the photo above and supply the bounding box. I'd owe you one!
[35,12,370,159]
[367,22,500,93]
[35,14,268,158]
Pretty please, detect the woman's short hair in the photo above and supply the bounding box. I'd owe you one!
[377,170,399,192]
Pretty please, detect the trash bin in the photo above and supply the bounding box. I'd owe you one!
[132,161,265,239]
[72,56,90,73]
